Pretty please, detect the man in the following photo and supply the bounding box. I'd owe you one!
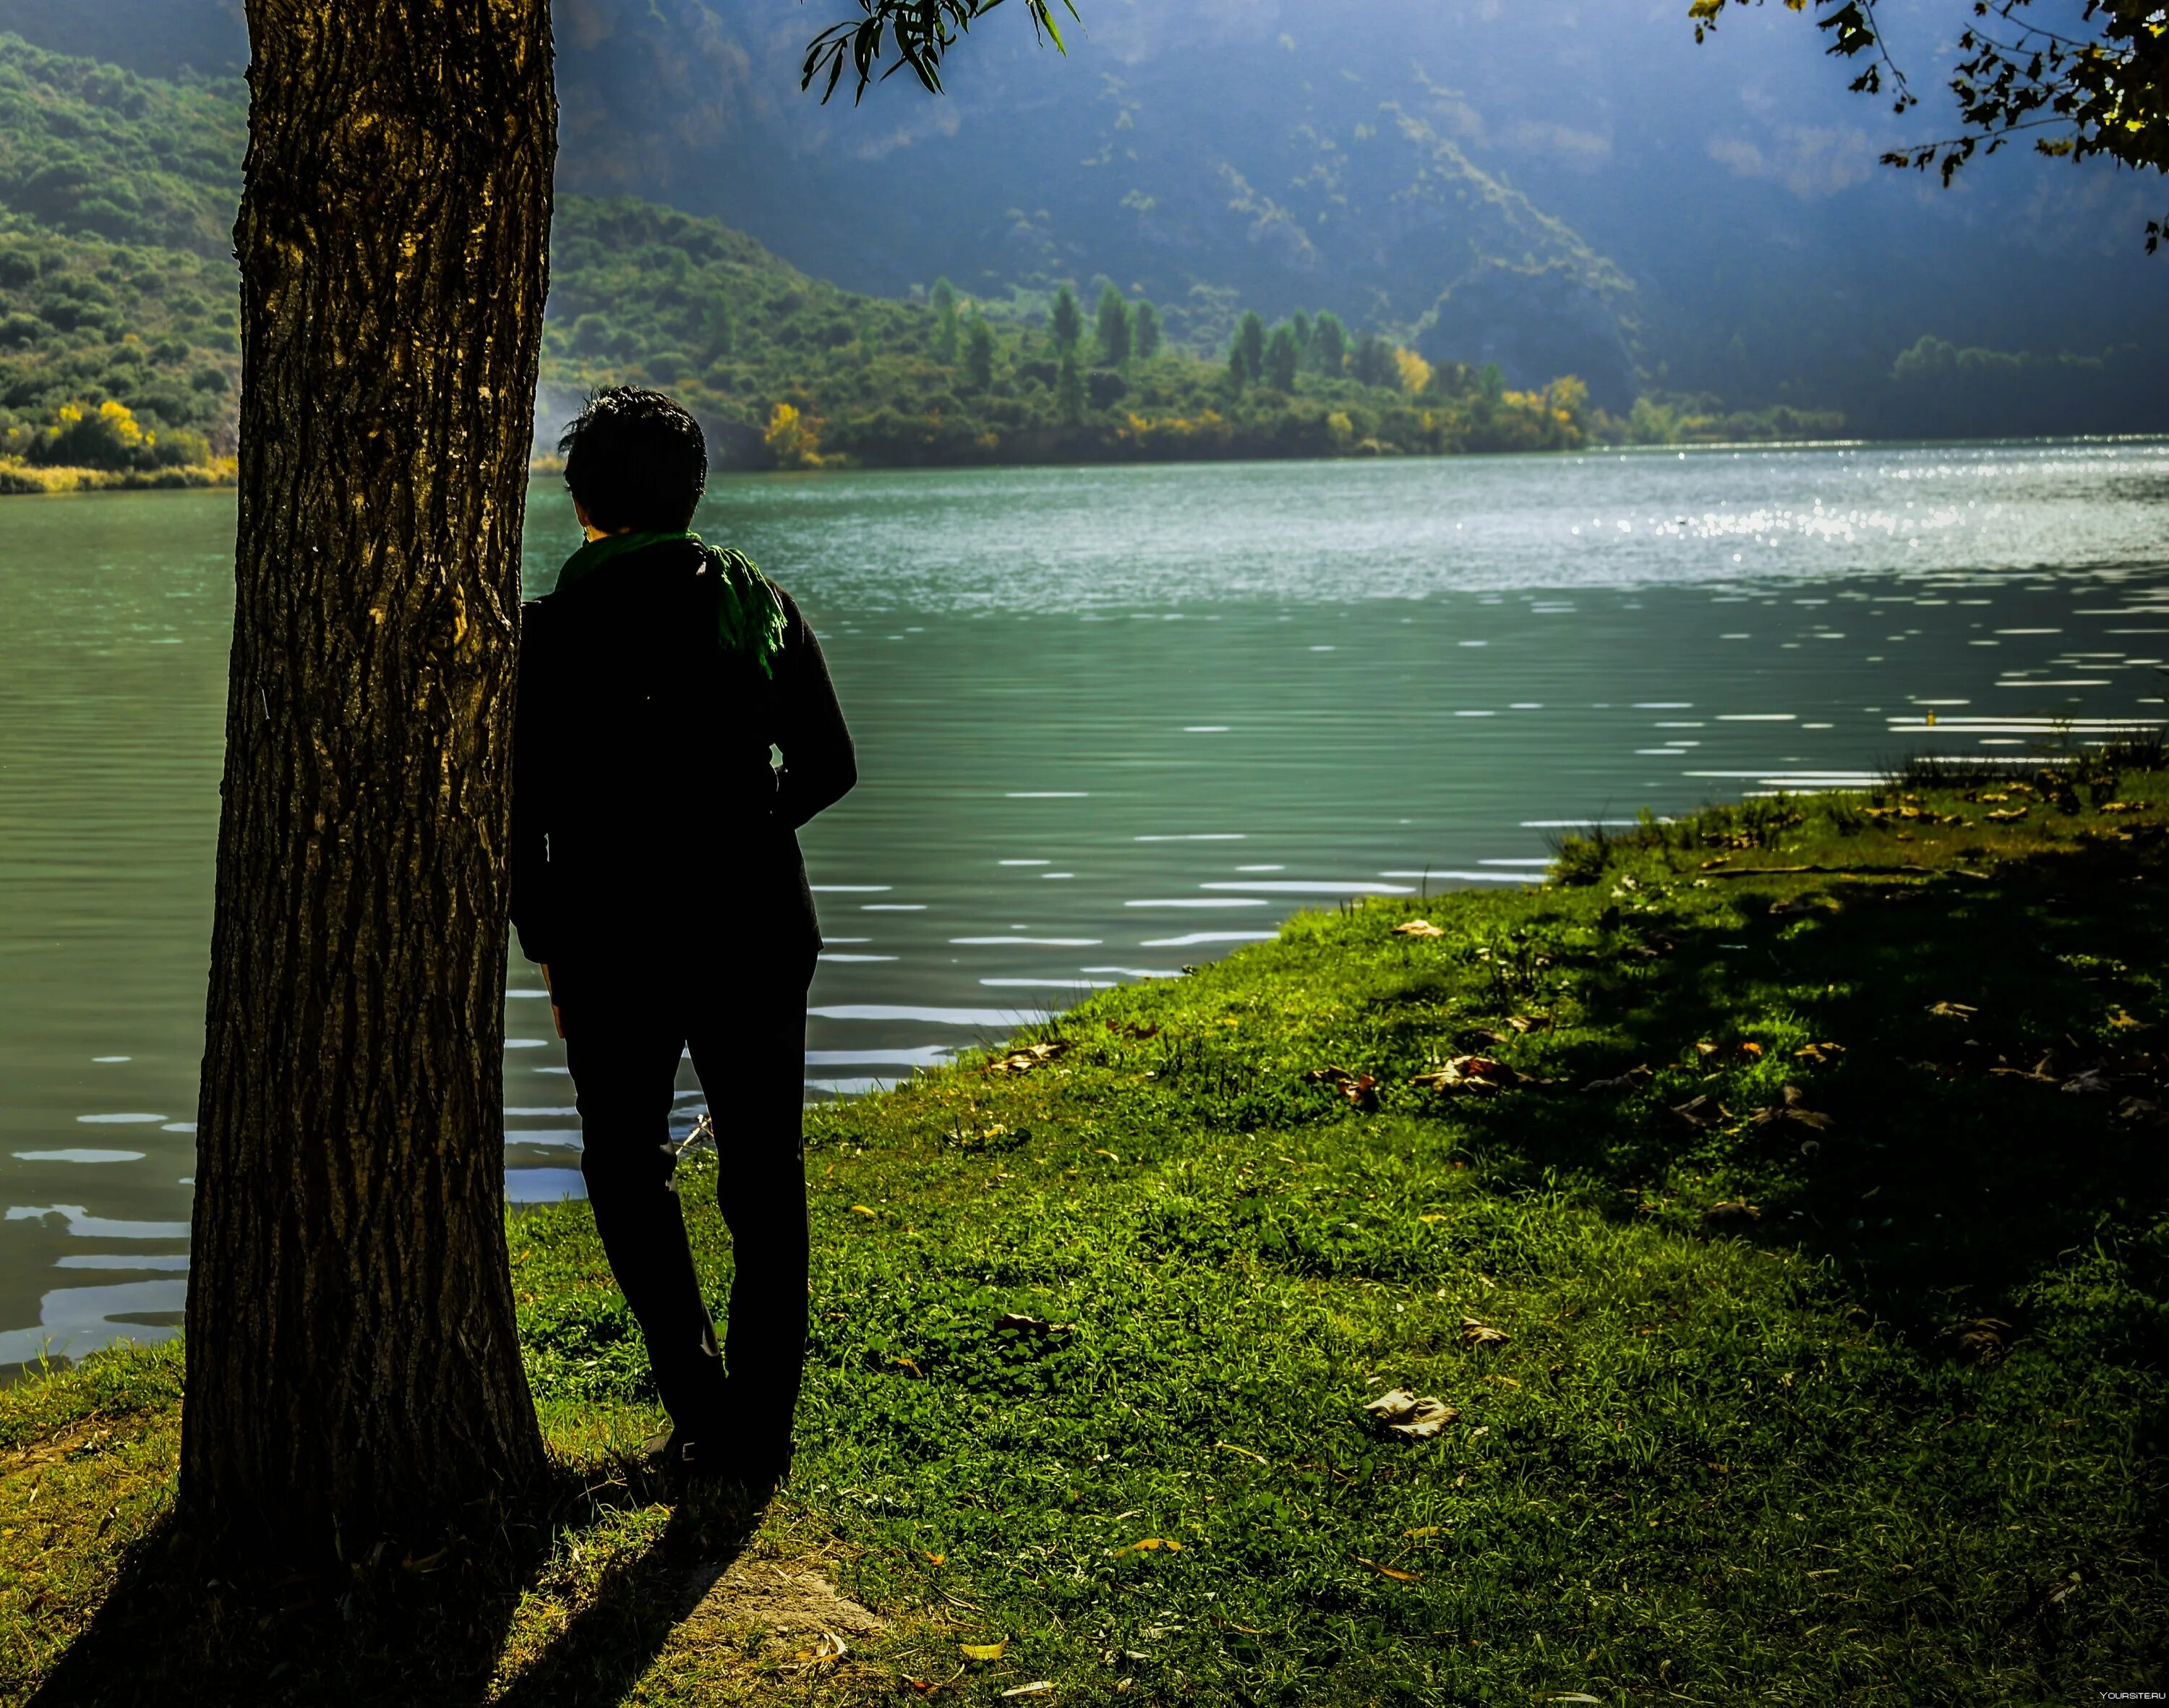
[511,387,855,1488]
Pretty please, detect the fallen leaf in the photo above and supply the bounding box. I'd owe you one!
[1092,1148,1121,1162]
[1943,1318,2013,1366]
[1460,1317,1509,1349]
[2109,1010,2149,1030]
[401,1547,449,1574]
[961,1641,1008,1662]
[850,1204,878,1218]
[1353,1555,1424,1583]
[1113,1537,1181,1555]
[1403,1525,1442,1539]
[1794,1041,1847,1065]
[1505,1014,1554,1034]
[2100,800,2151,814]
[1580,1066,1653,1094]
[1927,1002,1979,1018]
[1750,1084,1834,1133]
[1393,920,1447,939]
[1411,1056,1526,1096]
[2061,1069,2113,1096]
[1695,1040,1721,1061]
[999,1687,1055,1700]
[1669,1094,1733,1130]
[1548,1696,1604,1704]
[1985,807,2029,822]
[2115,1096,2165,1125]
[1700,1199,1762,1228]
[983,1040,1072,1076]
[1362,1389,1460,1440]
[894,1357,924,1377]
[925,1553,946,1566]
[1738,1041,1764,1060]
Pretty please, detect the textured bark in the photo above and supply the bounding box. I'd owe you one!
[183,1,556,1557]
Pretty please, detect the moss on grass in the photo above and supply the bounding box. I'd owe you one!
[7,773,2169,1704]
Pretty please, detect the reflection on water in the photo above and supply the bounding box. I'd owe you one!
[7,440,2169,1362]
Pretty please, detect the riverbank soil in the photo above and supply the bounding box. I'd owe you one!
[5,771,2166,1704]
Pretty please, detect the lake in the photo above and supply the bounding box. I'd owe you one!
[5,437,2168,1366]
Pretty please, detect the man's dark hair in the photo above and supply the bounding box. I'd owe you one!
[559,387,709,532]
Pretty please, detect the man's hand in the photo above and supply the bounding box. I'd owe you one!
[539,962,565,1040]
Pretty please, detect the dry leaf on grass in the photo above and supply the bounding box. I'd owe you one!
[1460,1317,1509,1349]
[1000,1686,1055,1700]
[1303,1065,1379,1109]
[2061,1069,2114,1096]
[1943,1318,2014,1365]
[2116,1096,2166,1125]
[1669,1094,1733,1130]
[962,1641,1008,1662]
[1928,1002,1980,1019]
[1112,1537,1181,1555]
[1581,1065,1654,1095]
[1392,920,1447,939]
[850,1205,879,1219]
[784,1634,849,1673]
[1362,1389,1460,1440]
[983,1040,1071,1076]
[1985,807,2030,822]
[1506,1013,1554,1034]
[1700,1199,1762,1228]
[1794,1041,1847,1065]
[1750,1085,1834,1134]
[1411,1056,1533,1096]
[1353,1555,1424,1583]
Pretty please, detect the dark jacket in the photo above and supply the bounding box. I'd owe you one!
[510,537,855,988]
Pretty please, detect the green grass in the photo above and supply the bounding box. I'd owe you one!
[7,769,2169,1704]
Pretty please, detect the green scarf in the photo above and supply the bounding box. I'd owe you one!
[554,529,788,679]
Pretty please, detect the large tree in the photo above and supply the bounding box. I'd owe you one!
[185,0,1071,1564]
[1693,0,2169,249]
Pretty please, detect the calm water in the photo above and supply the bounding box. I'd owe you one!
[5,440,2168,1365]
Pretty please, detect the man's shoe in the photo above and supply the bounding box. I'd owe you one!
[639,1425,726,1479]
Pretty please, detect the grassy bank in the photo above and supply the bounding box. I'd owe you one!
[6,769,2168,1704]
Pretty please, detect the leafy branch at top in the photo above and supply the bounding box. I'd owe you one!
[1690,0,2169,250]
[801,0,1078,103]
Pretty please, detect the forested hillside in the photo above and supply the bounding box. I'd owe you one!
[0,32,1856,487]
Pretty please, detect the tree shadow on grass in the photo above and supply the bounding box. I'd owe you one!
[25,1464,764,1708]
[1505,830,2169,1354]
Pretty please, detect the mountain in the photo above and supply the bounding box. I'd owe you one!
[4,1,2165,434]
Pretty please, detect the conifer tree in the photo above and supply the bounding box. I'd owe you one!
[963,316,996,391]
[1263,323,1299,392]
[1134,297,1162,360]
[1312,311,1348,375]
[1095,281,1131,366]
[1050,284,1082,351]
[933,276,959,362]
[1056,349,1084,421]
[1233,309,1266,385]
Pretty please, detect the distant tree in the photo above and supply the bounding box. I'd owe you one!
[1227,343,1249,390]
[932,276,959,362]
[700,291,735,360]
[1291,309,1312,355]
[1691,0,2169,250]
[1393,346,1433,395]
[1263,322,1300,392]
[1353,333,1396,388]
[1312,311,1348,375]
[1095,281,1131,365]
[1056,349,1085,421]
[1233,309,1266,385]
[1134,297,1162,359]
[963,315,996,390]
[1050,284,1083,351]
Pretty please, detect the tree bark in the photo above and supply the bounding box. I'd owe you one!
[183,0,557,1558]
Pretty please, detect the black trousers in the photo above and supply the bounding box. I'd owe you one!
[560,956,813,1463]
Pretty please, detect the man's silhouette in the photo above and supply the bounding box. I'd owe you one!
[512,387,855,1487]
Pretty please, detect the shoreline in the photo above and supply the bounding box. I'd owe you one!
[6,767,2166,1699]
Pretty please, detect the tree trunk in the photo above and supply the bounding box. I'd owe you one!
[182,0,557,1559]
